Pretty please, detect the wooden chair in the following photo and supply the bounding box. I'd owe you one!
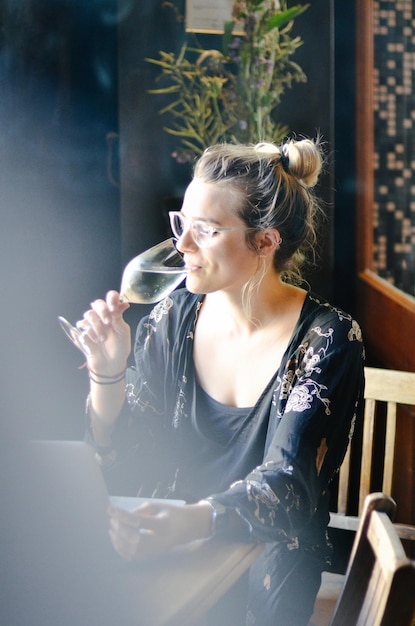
[329,366,415,538]
[323,493,415,625]
[309,367,415,626]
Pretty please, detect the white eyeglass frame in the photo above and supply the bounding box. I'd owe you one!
[169,211,250,248]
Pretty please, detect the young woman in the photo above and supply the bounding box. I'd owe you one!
[80,138,364,626]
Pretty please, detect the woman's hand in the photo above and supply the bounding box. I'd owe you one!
[108,501,213,560]
[79,290,131,375]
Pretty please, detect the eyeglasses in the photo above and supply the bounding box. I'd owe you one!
[169,211,249,248]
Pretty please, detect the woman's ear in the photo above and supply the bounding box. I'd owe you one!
[256,229,282,256]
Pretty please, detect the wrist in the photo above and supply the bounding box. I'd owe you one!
[88,365,127,385]
[198,499,229,539]
[86,394,116,447]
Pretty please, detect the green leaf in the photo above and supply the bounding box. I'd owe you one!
[147,85,181,95]
[222,20,235,56]
[265,4,309,32]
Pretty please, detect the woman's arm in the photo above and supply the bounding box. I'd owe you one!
[80,290,132,445]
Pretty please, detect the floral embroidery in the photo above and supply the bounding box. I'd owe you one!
[283,481,301,513]
[272,368,294,407]
[286,379,331,415]
[186,300,202,340]
[309,295,363,344]
[243,474,302,546]
[287,536,300,550]
[172,375,188,428]
[302,345,323,375]
[143,297,174,346]
[246,479,280,526]
[273,307,363,418]
[285,384,313,411]
[150,296,174,324]
[309,294,351,323]
[125,382,162,415]
[348,319,363,342]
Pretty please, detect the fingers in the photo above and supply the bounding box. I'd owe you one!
[91,292,129,320]
[79,292,129,339]
[108,504,177,560]
[109,505,143,529]
[106,290,129,316]
[108,503,168,534]
[89,298,112,325]
[108,506,147,560]
[107,503,211,562]
[105,292,130,332]
[108,506,161,560]
[80,308,108,343]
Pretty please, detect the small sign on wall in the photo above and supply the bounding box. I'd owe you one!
[185,0,240,34]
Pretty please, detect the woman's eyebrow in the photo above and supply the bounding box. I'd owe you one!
[181,212,223,226]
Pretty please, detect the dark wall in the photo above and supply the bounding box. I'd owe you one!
[332,1,358,315]
[1,1,120,442]
[117,0,192,264]
[1,6,123,623]
[277,0,335,300]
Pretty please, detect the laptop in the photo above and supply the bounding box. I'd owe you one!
[18,439,184,625]
[27,438,184,524]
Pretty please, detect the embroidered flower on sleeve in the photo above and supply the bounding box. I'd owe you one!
[125,381,162,415]
[273,369,294,407]
[286,380,331,415]
[246,479,280,525]
[303,346,322,375]
[285,384,314,412]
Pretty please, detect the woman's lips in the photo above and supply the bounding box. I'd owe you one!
[184,261,201,272]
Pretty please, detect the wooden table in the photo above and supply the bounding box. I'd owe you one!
[18,443,263,626]
[117,539,263,626]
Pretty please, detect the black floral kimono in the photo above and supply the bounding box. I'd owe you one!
[92,289,365,626]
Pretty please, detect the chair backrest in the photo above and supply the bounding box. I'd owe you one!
[335,366,415,519]
[329,493,415,626]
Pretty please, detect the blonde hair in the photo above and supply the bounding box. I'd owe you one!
[193,137,325,287]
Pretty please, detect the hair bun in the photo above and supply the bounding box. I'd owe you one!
[281,138,323,187]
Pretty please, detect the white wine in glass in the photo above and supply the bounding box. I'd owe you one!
[58,238,187,355]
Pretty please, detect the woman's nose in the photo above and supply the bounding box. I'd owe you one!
[175,227,198,253]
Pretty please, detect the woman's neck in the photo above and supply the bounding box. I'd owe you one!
[204,277,306,335]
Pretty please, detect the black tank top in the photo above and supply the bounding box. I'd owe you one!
[195,381,252,446]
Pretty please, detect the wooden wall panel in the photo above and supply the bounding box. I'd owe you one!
[355,0,415,524]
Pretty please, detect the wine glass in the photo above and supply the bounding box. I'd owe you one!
[58,237,187,356]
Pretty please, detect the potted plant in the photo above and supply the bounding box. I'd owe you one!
[146,0,309,163]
